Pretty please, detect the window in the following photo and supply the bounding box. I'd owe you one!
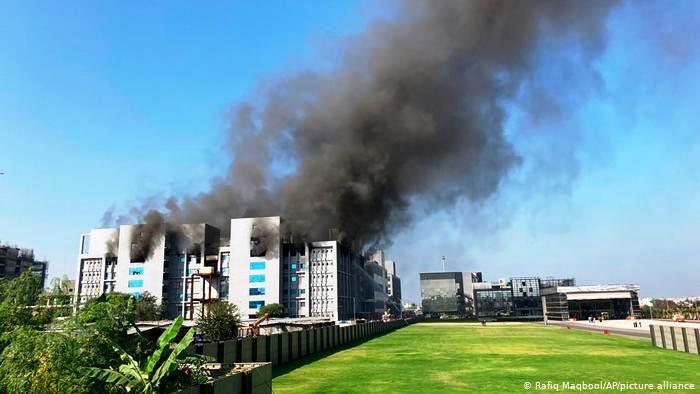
[129,267,144,275]
[291,263,297,270]
[300,289,306,294]
[290,301,297,308]
[220,278,229,298]
[290,289,297,295]
[250,261,266,270]
[249,287,266,296]
[249,300,265,309]
[131,292,142,299]
[222,267,229,275]
[80,235,90,254]
[249,274,265,283]
[291,275,297,283]
[128,280,143,288]
[300,301,306,307]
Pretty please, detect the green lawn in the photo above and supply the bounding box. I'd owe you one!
[272,323,700,393]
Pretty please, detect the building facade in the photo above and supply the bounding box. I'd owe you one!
[0,244,48,288]
[541,284,641,321]
[419,272,467,316]
[75,216,398,322]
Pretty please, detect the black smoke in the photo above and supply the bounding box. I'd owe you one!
[109,0,617,249]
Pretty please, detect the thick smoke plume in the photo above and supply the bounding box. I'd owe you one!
[110,0,617,249]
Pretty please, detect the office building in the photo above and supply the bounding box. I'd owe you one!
[76,223,222,318]
[541,284,641,321]
[0,243,48,288]
[384,260,402,316]
[419,272,468,316]
[75,216,399,322]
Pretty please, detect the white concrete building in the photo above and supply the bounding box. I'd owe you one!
[75,223,222,319]
[229,216,283,319]
[75,216,399,322]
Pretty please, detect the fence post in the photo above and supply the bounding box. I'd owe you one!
[670,327,677,351]
[660,326,666,348]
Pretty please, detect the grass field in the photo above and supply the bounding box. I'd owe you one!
[272,323,700,393]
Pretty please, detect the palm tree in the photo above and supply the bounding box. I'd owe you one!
[83,316,195,393]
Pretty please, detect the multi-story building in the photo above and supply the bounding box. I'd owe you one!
[384,260,402,316]
[419,272,468,316]
[1,243,49,288]
[76,223,223,318]
[473,283,513,317]
[510,277,542,316]
[75,216,398,322]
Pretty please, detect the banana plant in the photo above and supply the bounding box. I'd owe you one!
[83,315,195,393]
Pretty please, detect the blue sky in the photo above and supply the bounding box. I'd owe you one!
[1,1,698,300]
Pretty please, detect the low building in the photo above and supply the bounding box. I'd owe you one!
[0,244,48,288]
[541,284,641,321]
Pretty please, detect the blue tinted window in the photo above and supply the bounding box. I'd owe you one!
[250,261,266,270]
[132,292,142,299]
[129,267,144,275]
[290,289,298,295]
[128,280,143,288]
[249,274,265,283]
[249,287,266,296]
[291,263,297,270]
[249,300,265,309]
[291,275,297,283]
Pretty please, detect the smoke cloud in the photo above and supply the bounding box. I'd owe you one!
[108,0,617,249]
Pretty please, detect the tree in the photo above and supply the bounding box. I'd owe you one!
[84,316,197,394]
[0,328,91,394]
[196,301,241,342]
[0,272,46,351]
[75,293,136,343]
[135,291,162,321]
[0,271,42,305]
[257,303,287,318]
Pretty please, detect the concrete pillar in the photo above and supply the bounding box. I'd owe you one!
[660,326,666,348]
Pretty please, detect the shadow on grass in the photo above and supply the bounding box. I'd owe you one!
[272,329,399,379]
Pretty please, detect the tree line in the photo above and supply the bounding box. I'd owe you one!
[0,272,289,393]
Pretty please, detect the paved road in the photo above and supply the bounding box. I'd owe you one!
[546,320,650,339]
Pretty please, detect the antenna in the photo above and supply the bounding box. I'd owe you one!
[442,256,446,272]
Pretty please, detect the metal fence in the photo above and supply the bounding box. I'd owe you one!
[649,324,700,355]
